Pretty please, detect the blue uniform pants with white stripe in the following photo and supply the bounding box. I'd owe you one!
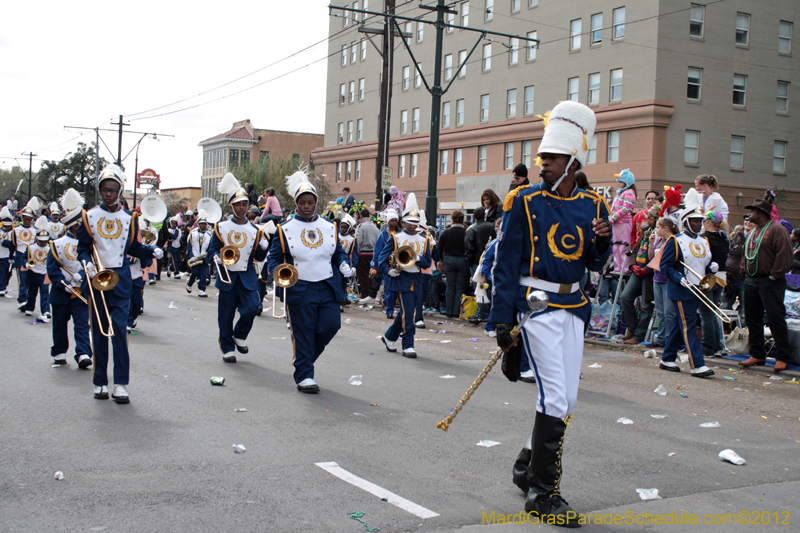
[14,253,28,303]
[128,277,144,328]
[662,298,705,369]
[188,264,208,291]
[25,272,50,314]
[89,290,130,386]
[217,276,259,354]
[287,281,340,383]
[384,290,416,350]
[519,309,584,419]
[51,298,91,360]
[0,257,9,292]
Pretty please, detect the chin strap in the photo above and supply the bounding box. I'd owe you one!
[549,154,576,195]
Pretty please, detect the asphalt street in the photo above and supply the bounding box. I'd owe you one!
[1,275,799,532]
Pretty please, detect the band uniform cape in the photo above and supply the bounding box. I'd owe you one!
[208,218,266,291]
[490,182,611,325]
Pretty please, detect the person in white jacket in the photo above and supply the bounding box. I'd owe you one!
[694,174,729,221]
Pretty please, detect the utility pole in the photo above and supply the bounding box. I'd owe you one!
[111,115,129,166]
[21,152,36,203]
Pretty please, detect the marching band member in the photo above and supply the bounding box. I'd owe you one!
[25,217,52,322]
[338,213,358,308]
[491,101,610,526]
[127,237,152,333]
[208,173,268,363]
[372,210,400,319]
[48,202,66,239]
[77,164,164,403]
[414,209,434,329]
[186,210,212,297]
[11,197,39,310]
[0,208,14,297]
[378,195,431,359]
[46,189,91,368]
[166,217,182,279]
[658,207,717,378]
[256,220,277,316]
[267,170,351,393]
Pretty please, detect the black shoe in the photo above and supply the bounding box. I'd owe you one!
[256,306,263,316]
[222,354,237,363]
[525,493,582,528]
[297,384,320,394]
[234,342,249,354]
[659,362,681,372]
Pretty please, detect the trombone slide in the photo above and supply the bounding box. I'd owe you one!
[82,259,115,338]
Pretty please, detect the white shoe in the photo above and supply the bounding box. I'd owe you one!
[185,280,192,293]
[53,354,67,364]
[76,354,92,368]
[402,347,417,358]
[485,329,497,337]
[415,320,425,329]
[25,310,32,316]
[37,314,50,323]
[112,385,130,403]
[298,378,317,387]
[126,326,133,334]
[358,296,376,305]
[45,311,51,319]
[233,337,249,354]
[94,385,108,399]
[174,274,181,280]
[380,336,397,352]
[198,290,208,298]
[0,290,5,296]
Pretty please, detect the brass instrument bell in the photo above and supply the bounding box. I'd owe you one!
[390,244,416,271]
[220,245,240,265]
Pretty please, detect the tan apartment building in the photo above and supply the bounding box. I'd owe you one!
[312,0,800,224]
[199,120,323,203]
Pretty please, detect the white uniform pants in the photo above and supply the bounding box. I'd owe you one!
[519,309,583,420]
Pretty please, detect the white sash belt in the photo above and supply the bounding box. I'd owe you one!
[520,276,580,295]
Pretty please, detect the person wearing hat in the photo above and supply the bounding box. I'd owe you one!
[338,213,358,309]
[267,171,352,393]
[247,205,260,223]
[378,194,431,359]
[77,164,164,403]
[739,191,794,372]
[47,188,91,368]
[491,101,611,526]
[341,186,355,213]
[11,198,39,310]
[509,163,530,192]
[25,219,53,322]
[209,173,269,364]
[186,211,212,298]
[126,217,153,333]
[0,207,15,296]
[608,169,637,273]
[658,206,717,379]
[620,204,661,345]
[370,209,401,317]
[166,217,182,279]
[48,203,66,240]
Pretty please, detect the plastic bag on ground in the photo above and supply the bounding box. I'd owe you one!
[636,488,662,501]
[348,375,363,386]
[617,417,634,425]
[654,384,667,396]
[700,421,721,428]
[719,449,745,465]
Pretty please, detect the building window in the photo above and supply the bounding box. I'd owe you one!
[570,19,582,50]
[351,41,357,63]
[456,99,465,125]
[404,22,412,45]
[399,155,406,178]
[414,64,422,88]
[524,85,534,115]
[736,13,750,45]
[504,143,514,170]
[357,118,363,141]
[687,68,702,100]
[774,141,787,173]
[568,77,579,101]
[777,81,790,113]
[358,78,365,100]
[690,4,704,37]
[417,21,424,42]
[338,123,344,144]
[529,0,538,6]
[412,108,420,132]
[613,7,625,39]
[607,131,619,162]
[482,43,492,71]
[587,134,597,164]
[591,13,603,44]
[527,31,538,60]
[454,148,463,173]
[441,150,448,174]
[355,160,361,181]
[509,37,519,65]
[733,74,747,106]
[336,162,342,182]
[229,149,239,166]
[349,80,355,103]
[361,39,367,60]
[409,153,417,177]
[446,10,455,33]
[400,110,408,134]
[507,89,517,117]
[443,101,451,127]
[684,130,700,164]
[345,161,352,182]
[241,150,250,165]
[461,2,469,26]
[588,73,600,104]
[444,54,453,80]
[352,1,359,22]
[480,94,490,121]
[610,68,623,101]
[779,21,792,53]
[478,146,487,172]
[458,50,467,77]
[339,83,346,105]
[342,45,348,66]
[402,66,410,90]
[347,121,353,143]
[512,0,520,13]
[485,0,493,21]
[522,141,532,167]
[730,136,745,168]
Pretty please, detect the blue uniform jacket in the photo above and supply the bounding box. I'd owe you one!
[378,230,432,293]
[342,235,358,265]
[659,233,713,301]
[46,242,89,307]
[267,215,349,306]
[372,226,396,269]
[489,182,611,325]
[480,238,498,281]
[76,206,158,300]
[207,220,267,292]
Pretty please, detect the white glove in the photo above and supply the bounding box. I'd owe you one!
[388,268,400,277]
[416,254,422,263]
[709,262,719,273]
[259,238,269,250]
[71,272,82,284]
[152,248,164,260]
[339,262,353,277]
[680,277,692,289]
[85,263,97,279]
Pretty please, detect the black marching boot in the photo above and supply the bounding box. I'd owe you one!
[524,411,581,528]
[512,435,532,494]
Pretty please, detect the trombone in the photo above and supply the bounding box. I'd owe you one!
[83,248,119,338]
[187,253,206,268]
[389,244,416,271]
[272,263,299,318]
[58,264,88,305]
[680,261,731,324]
[214,245,239,284]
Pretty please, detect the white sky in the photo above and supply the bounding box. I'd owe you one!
[0,0,335,192]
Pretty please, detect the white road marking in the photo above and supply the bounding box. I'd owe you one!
[315,461,439,519]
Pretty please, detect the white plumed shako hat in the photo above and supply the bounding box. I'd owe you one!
[537,101,596,171]
[217,172,248,205]
[59,188,85,228]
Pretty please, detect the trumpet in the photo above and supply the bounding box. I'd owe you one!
[680,261,731,324]
[272,263,299,319]
[27,257,37,268]
[389,244,416,271]
[214,245,240,285]
[187,253,207,268]
[83,248,119,338]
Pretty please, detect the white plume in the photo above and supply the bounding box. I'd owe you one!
[59,188,85,212]
[49,202,60,213]
[25,196,41,213]
[197,209,209,221]
[419,209,428,228]
[405,192,419,213]
[34,215,49,231]
[262,220,277,235]
[341,213,356,227]
[684,187,702,211]
[217,172,241,195]
[0,206,11,220]
[285,170,311,199]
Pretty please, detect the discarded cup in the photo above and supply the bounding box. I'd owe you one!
[476,440,501,448]
[348,375,363,386]
[588,363,602,368]
[617,417,634,425]
[719,449,745,465]
[643,349,658,358]
[54,471,64,480]
[699,421,721,428]
[232,444,246,453]
[654,384,667,396]
[650,414,669,419]
[636,488,661,500]
[210,377,225,386]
